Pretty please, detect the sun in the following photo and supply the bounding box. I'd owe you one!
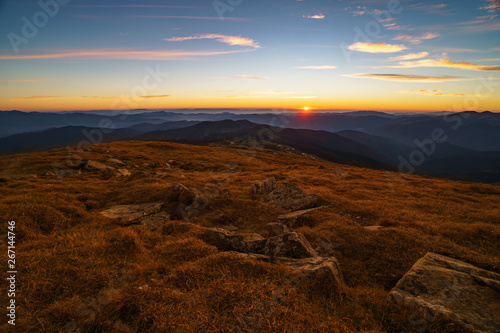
[303,106,310,112]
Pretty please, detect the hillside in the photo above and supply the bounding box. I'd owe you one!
[0,141,499,332]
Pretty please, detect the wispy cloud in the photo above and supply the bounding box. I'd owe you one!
[344,6,369,16]
[129,16,250,22]
[390,57,500,71]
[165,34,260,49]
[346,73,476,82]
[293,65,337,69]
[11,95,173,101]
[480,0,500,13]
[388,52,429,61]
[0,49,254,60]
[408,3,451,15]
[393,33,439,44]
[347,42,407,53]
[0,78,49,82]
[400,89,487,97]
[302,14,325,19]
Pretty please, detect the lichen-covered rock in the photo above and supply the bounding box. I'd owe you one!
[263,232,318,259]
[263,183,318,211]
[266,223,290,237]
[199,228,265,253]
[278,207,321,227]
[115,169,131,177]
[140,212,171,231]
[171,183,196,204]
[388,252,500,333]
[100,203,163,224]
[85,160,114,171]
[250,177,277,195]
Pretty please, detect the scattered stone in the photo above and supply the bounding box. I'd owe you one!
[364,226,383,231]
[143,163,150,167]
[171,183,196,204]
[165,163,171,169]
[66,159,85,168]
[388,253,500,333]
[100,203,163,225]
[155,171,170,179]
[278,207,322,228]
[233,252,346,295]
[115,169,131,177]
[222,225,239,232]
[266,223,290,237]
[140,212,171,232]
[56,169,81,178]
[200,228,317,259]
[250,177,277,195]
[43,171,55,176]
[85,160,114,171]
[182,195,210,218]
[263,183,318,211]
[107,158,126,166]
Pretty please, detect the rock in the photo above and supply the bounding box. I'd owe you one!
[250,177,277,195]
[107,158,126,166]
[143,163,150,167]
[233,252,346,295]
[364,226,383,231]
[222,225,239,232]
[171,183,196,204]
[200,228,317,259]
[85,160,114,171]
[155,172,170,179]
[115,169,131,177]
[56,169,81,178]
[263,232,318,259]
[43,171,55,176]
[266,223,290,237]
[100,203,163,225]
[165,163,171,169]
[140,212,171,232]
[388,253,500,333]
[263,183,318,211]
[278,207,322,228]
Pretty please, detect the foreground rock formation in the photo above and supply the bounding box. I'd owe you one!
[388,252,500,333]
[100,203,163,225]
[263,182,319,211]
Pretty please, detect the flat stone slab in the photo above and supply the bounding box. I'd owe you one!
[278,207,322,227]
[263,183,319,211]
[388,252,500,333]
[100,203,163,224]
[140,212,171,231]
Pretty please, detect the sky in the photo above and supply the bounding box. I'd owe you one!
[0,0,499,112]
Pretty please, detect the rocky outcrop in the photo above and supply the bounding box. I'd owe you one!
[250,177,277,195]
[278,207,321,228]
[56,169,81,178]
[100,203,163,225]
[85,160,114,171]
[233,252,346,295]
[171,183,196,204]
[115,169,131,177]
[266,223,290,237]
[140,212,171,232]
[388,252,500,333]
[199,228,317,259]
[263,183,318,211]
[106,158,126,166]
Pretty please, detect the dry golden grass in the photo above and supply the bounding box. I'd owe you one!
[0,140,499,332]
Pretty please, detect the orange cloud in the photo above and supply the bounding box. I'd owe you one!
[393,33,439,44]
[346,73,475,82]
[393,57,500,71]
[347,42,407,53]
[303,14,325,19]
[400,90,487,97]
[388,52,429,61]
[0,49,254,60]
[165,34,260,49]
[11,95,173,101]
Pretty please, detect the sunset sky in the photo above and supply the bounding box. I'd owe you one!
[0,0,499,112]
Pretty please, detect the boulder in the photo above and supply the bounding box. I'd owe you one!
[140,212,171,232]
[266,223,290,237]
[233,252,346,295]
[106,158,126,166]
[56,169,81,178]
[263,232,318,259]
[278,207,321,228]
[171,183,196,204]
[100,203,163,224]
[250,177,277,195]
[388,253,500,333]
[115,169,131,177]
[263,183,318,211]
[85,160,114,171]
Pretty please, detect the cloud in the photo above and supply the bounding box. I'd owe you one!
[391,57,500,71]
[344,6,369,16]
[250,91,295,95]
[165,34,260,49]
[293,65,337,69]
[400,90,487,97]
[0,49,254,60]
[287,96,317,99]
[347,42,407,53]
[393,33,439,44]
[130,16,250,22]
[388,52,429,61]
[346,73,475,82]
[303,14,325,19]
[408,3,450,14]
[0,78,49,82]
[480,0,500,13]
[11,95,173,101]
[235,75,269,79]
